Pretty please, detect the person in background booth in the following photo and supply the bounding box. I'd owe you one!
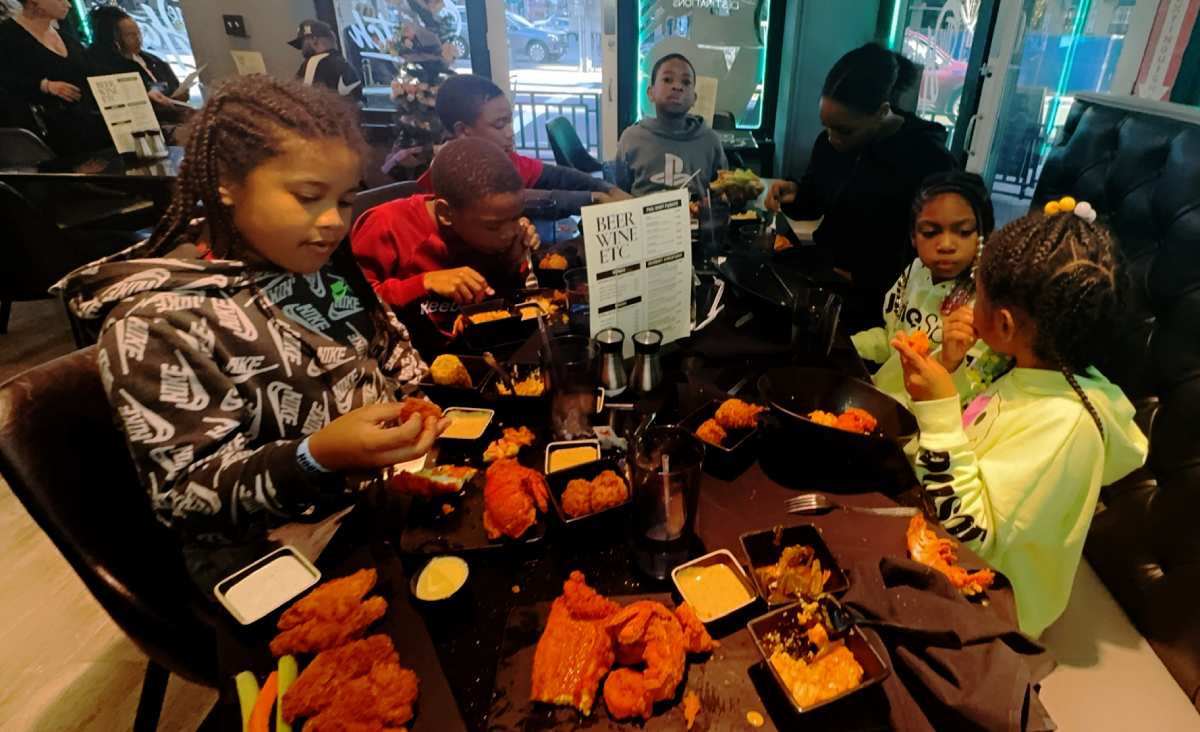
[765,43,956,332]
[0,0,111,155]
[289,18,363,104]
[420,73,629,214]
[86,6,190,124]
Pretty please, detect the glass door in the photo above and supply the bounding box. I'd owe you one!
[894,0,1000,152]
[969,0,1154,226]
[499,0,608,163]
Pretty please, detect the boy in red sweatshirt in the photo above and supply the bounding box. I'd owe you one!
[352,137,539,356]
[418,73,630,213]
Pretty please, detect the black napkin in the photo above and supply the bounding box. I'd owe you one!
[843,557,1057,732]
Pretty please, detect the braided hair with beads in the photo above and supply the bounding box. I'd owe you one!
[146,74,365,259]
[976,208,1119,439]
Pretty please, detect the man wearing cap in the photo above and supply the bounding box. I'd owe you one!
[289,19,363,103]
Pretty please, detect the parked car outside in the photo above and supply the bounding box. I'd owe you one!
[507,11,563,63]
[904,29,967,118]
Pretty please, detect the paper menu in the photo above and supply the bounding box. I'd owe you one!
[693,75,718,128]
[580,188,693,357]
[86,72,161,154]
[230,50,268,75]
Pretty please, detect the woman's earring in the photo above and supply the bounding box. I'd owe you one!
[972,234,984,280]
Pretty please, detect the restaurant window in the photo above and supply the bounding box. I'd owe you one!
[331,0,472,110]
[80,0,200,93]
[636,0,774,129]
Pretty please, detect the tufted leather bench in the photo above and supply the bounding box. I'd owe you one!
[1033,92,1200,710]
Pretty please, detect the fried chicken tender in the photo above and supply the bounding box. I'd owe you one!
[271,570,388,657]
[282,635,397,722]
[806,410,839,427]
[896,329,931,357]
[602,601,687,720]
[483,426,537,463]
[482,459,549,539]
[398,397,442,423]
[561,479,593,518]
[906,515,995,595]
[539,252,569,270]
[695,418,727,447]
[559,470,629,518]
[835,407,878,435]
[305,661,420,732]
[589,470,629,512]
[674,603,717,654]
[714,398,766,429]
[430,354,472,388]
[805,407,879,435]
[531,572,618,715]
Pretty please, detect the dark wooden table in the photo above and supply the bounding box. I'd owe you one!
[205,286,1020,731]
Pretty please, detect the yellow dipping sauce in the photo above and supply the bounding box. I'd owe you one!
[415,556,468,601]
[675,562,754,621]
[442,410,491,439]
[549,446,599,473]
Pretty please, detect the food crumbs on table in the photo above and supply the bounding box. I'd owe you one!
[682,691,701,729]
[440,503,454,515]
[511,585,521,593]
[746,710,765,727]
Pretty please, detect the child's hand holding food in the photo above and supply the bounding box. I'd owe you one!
[892,336,957,402]
[309,402,449,471]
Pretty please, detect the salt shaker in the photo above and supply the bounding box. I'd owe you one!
[594,327,627,397]
[629,329,663,397]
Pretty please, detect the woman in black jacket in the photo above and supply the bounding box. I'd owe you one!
[0,0,111,155]
[87,6,190,124]
[765,43,957,331]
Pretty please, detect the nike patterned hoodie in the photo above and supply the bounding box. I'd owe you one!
[54,235,427,588]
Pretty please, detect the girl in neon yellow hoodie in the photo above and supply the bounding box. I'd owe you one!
[892,204,1148,637]
[853,171,1010,407]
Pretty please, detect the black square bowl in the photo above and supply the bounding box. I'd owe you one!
[417,355,491,407]
[739,523,850,607]
[459,299,536,352]
[544,457,631,526]
[747,598,890,715]
[680,399,761,479]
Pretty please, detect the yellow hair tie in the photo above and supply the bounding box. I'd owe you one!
[1043,196,1096,223]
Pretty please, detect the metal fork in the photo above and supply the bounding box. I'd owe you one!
[785,493,919,518]
[524,250,540,289]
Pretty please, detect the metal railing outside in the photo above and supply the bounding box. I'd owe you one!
[510,85,602,162]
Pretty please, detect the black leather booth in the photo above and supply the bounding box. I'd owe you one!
[1034,92,1200,710]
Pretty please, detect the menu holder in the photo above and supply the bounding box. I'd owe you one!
[580,188,693,358]
[230,50,268,75]
[86,72,161,155]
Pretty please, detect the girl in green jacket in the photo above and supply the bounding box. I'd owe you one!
[892,201,1148,636]
[852,171,1008,406]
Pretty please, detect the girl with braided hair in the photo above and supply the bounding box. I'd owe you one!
[55,75,447,591]
[891,201,1147,636]
[852,170,1009,406]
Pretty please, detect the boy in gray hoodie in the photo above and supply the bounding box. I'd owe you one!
[616,53,727,196]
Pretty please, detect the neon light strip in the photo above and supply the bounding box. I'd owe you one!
[72,0,92,44]
[888,0,905,50]
[1042,0,1092,152]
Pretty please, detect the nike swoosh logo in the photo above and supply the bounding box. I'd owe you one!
[338,77,362,96]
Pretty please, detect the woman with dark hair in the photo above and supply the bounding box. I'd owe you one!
[0,0,111,155]
[87,5,188,122]
[765,43,957,330]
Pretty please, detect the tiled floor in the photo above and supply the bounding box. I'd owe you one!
[0,480,216,731]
